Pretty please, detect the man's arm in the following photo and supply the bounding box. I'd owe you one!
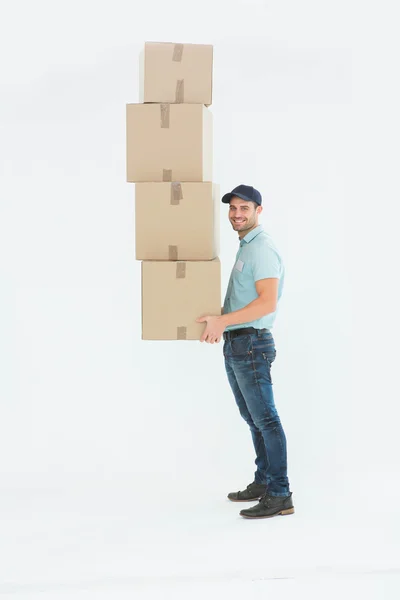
[220,278,279,328]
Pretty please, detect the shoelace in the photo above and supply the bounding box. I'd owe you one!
[259,493,272,506]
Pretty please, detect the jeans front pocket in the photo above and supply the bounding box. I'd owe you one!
[231,335,252,355]
[224,335,252,359]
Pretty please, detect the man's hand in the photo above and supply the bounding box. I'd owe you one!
[196,315,226,343]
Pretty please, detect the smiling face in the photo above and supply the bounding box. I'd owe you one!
[228,196,262,238]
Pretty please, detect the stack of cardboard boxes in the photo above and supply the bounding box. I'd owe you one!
[126,42,221,340]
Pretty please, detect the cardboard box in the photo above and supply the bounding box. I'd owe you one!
[141,258,221,340]
[139,42,213,106]
[135,182,220,261]
[126,103,212,183]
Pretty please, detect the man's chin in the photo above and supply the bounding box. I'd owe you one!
[231,221,247,229]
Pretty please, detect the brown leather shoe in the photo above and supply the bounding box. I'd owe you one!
[240,492,295,518]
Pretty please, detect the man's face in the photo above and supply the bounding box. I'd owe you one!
[228,196,260,235]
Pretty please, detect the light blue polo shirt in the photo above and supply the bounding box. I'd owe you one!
[223,225,285,331]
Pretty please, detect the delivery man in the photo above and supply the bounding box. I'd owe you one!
[196,185,294,519]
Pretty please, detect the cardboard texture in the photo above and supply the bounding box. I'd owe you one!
[126,103,213,183]
[135,182,220,260]
[141,258,221,340]
[139,42,213,106]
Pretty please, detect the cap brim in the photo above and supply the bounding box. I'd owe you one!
[221,192,252,204]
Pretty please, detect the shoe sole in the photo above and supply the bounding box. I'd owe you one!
[240,507,295,518]
[227,496,263,502]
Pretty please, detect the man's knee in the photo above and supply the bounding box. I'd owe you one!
[253,411,281,431]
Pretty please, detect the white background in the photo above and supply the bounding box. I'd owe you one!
[1,0,400,598]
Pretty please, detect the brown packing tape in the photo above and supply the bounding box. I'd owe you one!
[176,260,186,338]
[172,44,184,62]
[176,262,186,279]
[169,245,178,260]
[177,326,187,340]
[170,182,183,205]
[160,103,170,128]
[175,79,184,103]
[161,104,171,181]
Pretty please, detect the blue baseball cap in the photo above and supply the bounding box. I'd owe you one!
[221,184,262,206]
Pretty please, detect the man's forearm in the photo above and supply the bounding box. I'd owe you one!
[220,297,275,328]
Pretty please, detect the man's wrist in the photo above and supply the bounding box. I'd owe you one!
[219,314,230,327]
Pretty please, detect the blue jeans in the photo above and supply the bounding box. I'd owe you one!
[223,329,290,497]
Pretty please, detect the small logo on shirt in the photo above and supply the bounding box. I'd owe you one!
[234,259,244,272]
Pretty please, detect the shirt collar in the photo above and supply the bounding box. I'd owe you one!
[239,224,264,245]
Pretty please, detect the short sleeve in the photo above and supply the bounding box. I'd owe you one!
[251,244,282,282]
